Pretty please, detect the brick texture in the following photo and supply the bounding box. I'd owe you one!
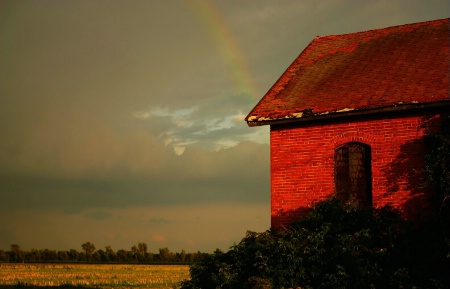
[270,112,445,228]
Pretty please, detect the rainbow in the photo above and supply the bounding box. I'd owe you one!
[186,0,257,100]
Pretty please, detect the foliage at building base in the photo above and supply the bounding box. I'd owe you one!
[424,114,450,225]
[181,198,450,289]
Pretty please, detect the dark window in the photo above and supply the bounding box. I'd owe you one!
[334,143,372,205]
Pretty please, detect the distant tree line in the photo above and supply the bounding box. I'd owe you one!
[0,242,210,264]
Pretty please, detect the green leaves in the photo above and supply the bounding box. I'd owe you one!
[423,115,450,215]
[182,197,449,289]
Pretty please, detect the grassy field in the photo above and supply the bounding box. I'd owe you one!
[0,263,190,289]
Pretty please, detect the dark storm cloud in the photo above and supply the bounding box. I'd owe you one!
[0,141,269,210]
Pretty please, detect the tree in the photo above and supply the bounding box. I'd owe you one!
[10,244,23,262]
[138,243,148,254]
[116,249,128,262]
[58,250,68,261]
[138,243,148,261]
[136,243,149,262]
[159,247,171,262]
[41,249,57,261]
[131,245,140,262]
[68,249,79,261]
[81,242,96,262]
[180,249,187,263]
[92,251,101,262]
[105,246,116,262]
[30,249,41,262]
[0,250,9,262]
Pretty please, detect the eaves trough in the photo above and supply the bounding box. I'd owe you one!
[246,100,450,127]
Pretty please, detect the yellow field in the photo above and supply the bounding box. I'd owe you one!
[0,263,190,288]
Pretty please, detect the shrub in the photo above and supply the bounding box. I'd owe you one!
[181,198,449,289]
[423,115,450,228]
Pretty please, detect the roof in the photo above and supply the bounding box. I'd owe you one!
[246,18,450,126]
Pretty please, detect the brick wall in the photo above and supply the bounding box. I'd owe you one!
[270,112,444,228]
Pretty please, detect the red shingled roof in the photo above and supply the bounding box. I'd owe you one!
[246,19,450,126]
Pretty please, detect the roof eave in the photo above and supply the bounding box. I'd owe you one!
[246,100,450,127]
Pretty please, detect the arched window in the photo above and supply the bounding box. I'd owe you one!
[334,142,372,205]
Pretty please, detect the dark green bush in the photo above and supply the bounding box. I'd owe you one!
[181,198,449,289]
[424,115,450,227]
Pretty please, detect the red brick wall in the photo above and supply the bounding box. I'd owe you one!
[270,112,443,228]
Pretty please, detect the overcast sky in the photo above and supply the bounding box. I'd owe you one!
[1,0,448,253]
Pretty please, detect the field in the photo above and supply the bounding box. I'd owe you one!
[0,263,190,289]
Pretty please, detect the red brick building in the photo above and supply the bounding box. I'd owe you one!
[246,19,450,228]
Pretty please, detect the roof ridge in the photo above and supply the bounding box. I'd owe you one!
[314,18,449,39]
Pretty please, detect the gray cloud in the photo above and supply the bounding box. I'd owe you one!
[0,141,270,210]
